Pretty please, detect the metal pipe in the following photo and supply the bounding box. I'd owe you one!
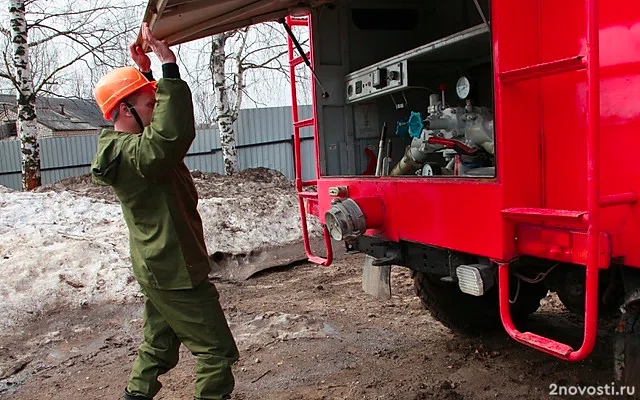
[472,0,490,31]
[390,145,423,176]
[575,0,600,362]
[375,123,387,176]
[426,118,450,130]
[600,192,637,208]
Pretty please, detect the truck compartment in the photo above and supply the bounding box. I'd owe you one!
[311,0,494,179]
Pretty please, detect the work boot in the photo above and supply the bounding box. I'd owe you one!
[124,389,152,400]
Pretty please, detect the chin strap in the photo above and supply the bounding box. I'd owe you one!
[123,100,145,132]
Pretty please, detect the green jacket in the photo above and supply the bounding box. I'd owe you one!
[91,77,210,290]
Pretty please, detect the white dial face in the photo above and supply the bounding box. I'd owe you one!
[456,76,471,99]
[422,164,434,176]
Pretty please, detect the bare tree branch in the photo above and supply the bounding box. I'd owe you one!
[28,5,134,26]
[33,29,126,94]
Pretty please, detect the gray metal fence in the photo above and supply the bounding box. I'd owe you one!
[0,105,316,190]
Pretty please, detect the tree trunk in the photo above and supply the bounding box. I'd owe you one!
[210,34,239,176]
[9,0,41,190]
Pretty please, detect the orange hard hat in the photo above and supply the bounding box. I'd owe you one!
[93,66,157,120]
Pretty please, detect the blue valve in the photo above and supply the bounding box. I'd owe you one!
[407,111,424,138]
[396,111,424,139]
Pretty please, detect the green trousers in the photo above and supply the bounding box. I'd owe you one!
[126,279,239,400]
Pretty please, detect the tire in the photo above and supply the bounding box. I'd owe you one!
[413,271,548,334]
[555,267,622,317]
[614,309,640,399]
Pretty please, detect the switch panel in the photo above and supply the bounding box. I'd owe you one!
[372,67,387,88]
[345,61,407,104]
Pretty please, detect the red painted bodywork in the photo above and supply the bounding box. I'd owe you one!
[309,0,640,265]
[287,0,640,361]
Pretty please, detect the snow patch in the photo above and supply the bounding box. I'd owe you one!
[0,169,324,332]
[0,190,137,333]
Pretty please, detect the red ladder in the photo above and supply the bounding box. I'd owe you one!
[497,0,636,361]
[285,15,333,266]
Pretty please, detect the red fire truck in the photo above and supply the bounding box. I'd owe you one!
[144,0,640,388]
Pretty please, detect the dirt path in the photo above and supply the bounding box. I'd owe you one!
[0,253,622,400]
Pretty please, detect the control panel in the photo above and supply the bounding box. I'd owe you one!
[345,60,407,104]
[342,24,489,105]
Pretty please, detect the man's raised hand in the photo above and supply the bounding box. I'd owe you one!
[141,22,176,64]
[129,43,151,72]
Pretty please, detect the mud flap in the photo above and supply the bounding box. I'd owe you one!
[362,254,391,300]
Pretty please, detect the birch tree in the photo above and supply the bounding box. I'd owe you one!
[8,0,38,189]
[2,0,138,190]
[210,30,240,175]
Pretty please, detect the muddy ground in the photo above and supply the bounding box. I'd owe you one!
[0,252,626,400]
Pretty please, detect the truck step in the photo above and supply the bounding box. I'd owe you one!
[298,191,318,199]
[514,332,574,358]
[501,207,588,223]
[499,56,586,84]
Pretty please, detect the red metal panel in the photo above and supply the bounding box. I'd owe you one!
[537,0,640,264]
[492,0,543,257]
[597,3,640,263]
[539,0,588,214]
[318,178,505,259]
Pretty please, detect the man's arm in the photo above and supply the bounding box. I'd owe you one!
[129,76,196,180]
[124,24,196,180]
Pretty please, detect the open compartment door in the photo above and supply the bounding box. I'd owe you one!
[140,0,332,46]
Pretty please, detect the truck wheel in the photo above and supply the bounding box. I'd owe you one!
[412,271,548,334]
[614,308,640,399]
[554,267,622,317]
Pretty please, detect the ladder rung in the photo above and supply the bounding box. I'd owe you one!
[600,192,637,207]
[308,255,328,264]
[514,332,574,358]
[298,191,318,199]
[287,17,309,27]
[294,118,314,128]
[500,56,586,84]
[502,207,588,222]
[290,52,311,67]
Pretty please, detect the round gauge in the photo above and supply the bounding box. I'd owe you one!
[421,164,435,176]
[456,76,471,99]
[421,162,442,176]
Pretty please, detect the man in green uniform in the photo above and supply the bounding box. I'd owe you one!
[90,23,239,400]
